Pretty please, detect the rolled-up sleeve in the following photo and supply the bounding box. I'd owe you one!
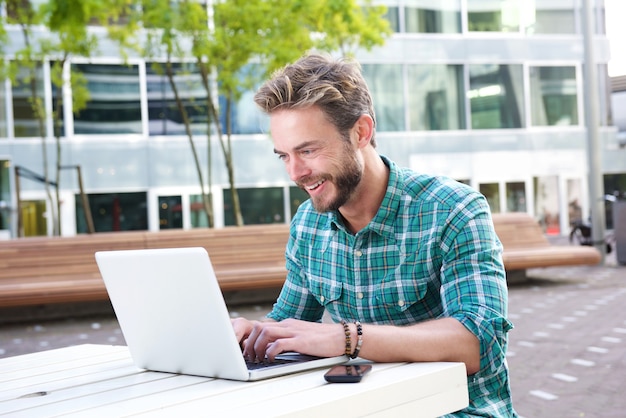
[439,195,513,375]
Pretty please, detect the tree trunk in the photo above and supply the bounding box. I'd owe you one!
[164,59,214,228]
[21,23,58,236]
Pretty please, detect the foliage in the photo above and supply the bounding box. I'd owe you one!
[307,0,391,56]
[0,0,390,230]
[0,0,114,235]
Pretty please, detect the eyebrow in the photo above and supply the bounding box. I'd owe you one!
[273,140,319,155]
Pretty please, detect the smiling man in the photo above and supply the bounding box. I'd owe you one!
[232,53,517,417]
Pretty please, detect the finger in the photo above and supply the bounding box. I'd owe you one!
[264,339,295,361]
[250,324,295,362]
[231,318,253,344]
[251,327,275,361]
[243,323,264,361]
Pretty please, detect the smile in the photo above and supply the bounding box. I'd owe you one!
[306,180,325,191]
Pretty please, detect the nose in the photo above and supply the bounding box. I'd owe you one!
[286,155,310,182]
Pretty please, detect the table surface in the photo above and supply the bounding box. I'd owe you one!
[0,344,468,417]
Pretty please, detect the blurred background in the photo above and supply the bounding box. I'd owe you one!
[0,0,624,240]
[1,1,625,417]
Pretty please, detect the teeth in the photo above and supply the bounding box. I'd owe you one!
[307,180,324,190]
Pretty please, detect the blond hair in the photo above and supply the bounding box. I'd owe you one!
[254,53,377,147]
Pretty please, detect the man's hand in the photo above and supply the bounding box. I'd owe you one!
[232,318,345,362]
[232,316,480,374]
[231,317,257,348]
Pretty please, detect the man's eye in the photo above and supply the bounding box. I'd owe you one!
[277,154,287,161]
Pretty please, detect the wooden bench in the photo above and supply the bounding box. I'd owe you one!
[0,224,290,308]
[0,212,604,310]
[492,212,602,281]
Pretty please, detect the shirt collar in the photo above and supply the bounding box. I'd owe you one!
[327,155,402,240]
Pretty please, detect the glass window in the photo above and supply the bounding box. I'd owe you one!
[468,64,524,129]
[534,175,560,234]
[603,173,626,229]
[73,64,142,134]
[361,64,405,132]
[506,181,526,212]
[12,64,46,138]
[190,194,211,228]
[567,179,583,226]
[218,65,268,135]
[0,161,11,231]
[383,6,400,32]
[407,64,465,131]
[146,62,208,136]
[480,183,500,213]
[523,0,576,34]
[20,200,47,237]
[159,195,183,229]
[468,0,521,32]
[604,173,626,201]
[0,79,6,138]
[223,187,285,226]
[76,192,148,233]
[404,0,461,33]
[530,66,578,126]
[289,186,309,220]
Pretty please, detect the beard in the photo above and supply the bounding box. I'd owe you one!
[297,146,363,213]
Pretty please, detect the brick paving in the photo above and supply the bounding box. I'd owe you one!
[0,242,624,417]
[507,261,626,418]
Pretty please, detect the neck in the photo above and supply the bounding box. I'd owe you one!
[339,151,389,234]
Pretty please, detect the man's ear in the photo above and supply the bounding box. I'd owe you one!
[353,114,375,149]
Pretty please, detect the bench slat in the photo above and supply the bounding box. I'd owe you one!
[0,225,290,307]
[0,212,603,308]
[492,212,601,270]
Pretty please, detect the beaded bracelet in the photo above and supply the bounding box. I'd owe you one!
[340,320,352,357]
[351,321,363,359]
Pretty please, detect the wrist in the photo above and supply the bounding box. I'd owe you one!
[339,320,363,359]
[340,320,352,357]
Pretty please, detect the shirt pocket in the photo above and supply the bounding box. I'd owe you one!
[307,274,343,307]
[375,273,428,313]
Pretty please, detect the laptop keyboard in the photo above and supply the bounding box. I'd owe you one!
[244,353,322,370]
[245,357,299,370]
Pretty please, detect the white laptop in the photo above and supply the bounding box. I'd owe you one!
[94,247,346,381]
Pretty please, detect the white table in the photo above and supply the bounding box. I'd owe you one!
[0,344,468,417]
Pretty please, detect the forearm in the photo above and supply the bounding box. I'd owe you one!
[235,315,480,374]
[349,318,480,375]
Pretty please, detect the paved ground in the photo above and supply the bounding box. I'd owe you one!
[506,263,626,417]
[1,241,624,417]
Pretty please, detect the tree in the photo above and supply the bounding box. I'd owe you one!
[136,0,217,227]
[186,0,319,226]
[200,0,389,225]
[306,0,391,57]
[124,0,389,226]
[1,1,389,234]
[1,0,113,235]
[4,0,55,236]
[40,0,103,235]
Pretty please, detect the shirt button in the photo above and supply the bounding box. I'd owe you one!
[320,296,325,303]
[398,300,405,307]
[355,250,363,257]
[357,292,364,299]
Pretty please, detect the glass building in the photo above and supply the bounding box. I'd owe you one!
[0,0,623,238]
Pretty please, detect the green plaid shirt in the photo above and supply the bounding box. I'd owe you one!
[268,156,516,417]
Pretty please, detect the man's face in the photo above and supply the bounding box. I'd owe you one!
[271,106,363,213]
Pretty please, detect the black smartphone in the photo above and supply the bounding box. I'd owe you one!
[324,364,372,383]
